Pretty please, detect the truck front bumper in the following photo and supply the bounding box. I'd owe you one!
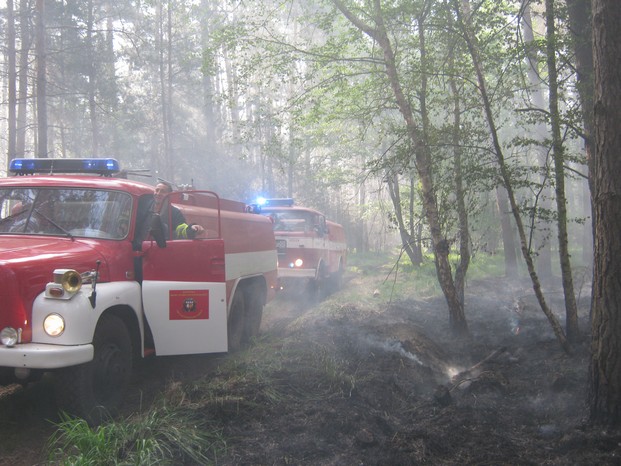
[278,267,316,279]
[0,343,94,369]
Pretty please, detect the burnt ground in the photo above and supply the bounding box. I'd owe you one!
[1,259,621,465]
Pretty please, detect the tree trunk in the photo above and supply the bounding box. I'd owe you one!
[332,0,468,335]
[7,0,17,167]
[566,0,594,267]
[201,0,217,143]
[86,0,99,157]
[496,186,518,277]
[105,14,120,160]
[354,165,368,253]
[157,0,173,179]
[589,0,621,428]
[450,85,470,306]
[447,17,470,304]
[386,171,420,266]
[454,0,569,352]
[16,0,32,157]
[409,173,423,265]
[200,0,221,187]
[544,0,580,342]
[35,0,47,158]
[522,2,553,278]
[166,3,174,179]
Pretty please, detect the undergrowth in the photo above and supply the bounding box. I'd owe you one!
[44,331,356,465]
[45,399,225,465]
[44,251,513,465]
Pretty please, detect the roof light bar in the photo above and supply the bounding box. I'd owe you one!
[261,198,294,207]
[9,158,121,176]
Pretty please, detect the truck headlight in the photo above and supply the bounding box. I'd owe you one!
[0,327,18,347]
[43,314,65,337]
[294,258,303,267]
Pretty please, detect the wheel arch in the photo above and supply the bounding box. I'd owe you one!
[229,275,267,349]
[337,255,345,273]
[97,305,142,360]
[229,274,267,312]
[316,258,328,280]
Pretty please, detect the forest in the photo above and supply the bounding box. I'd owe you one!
[0,0,620,459]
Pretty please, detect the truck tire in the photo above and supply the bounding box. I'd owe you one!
[306,278,323,302]
[228,290,245,352]
[244,284,264,341]
[330,262,344,293]
[54,314,132,425]
[307,263,328,301]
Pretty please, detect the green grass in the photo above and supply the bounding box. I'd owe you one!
[346,249,517,301]
[46,400,225,465]
[346,250,439,299]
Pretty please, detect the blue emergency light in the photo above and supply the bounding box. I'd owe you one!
[259,198,294,207]
[9,158,121,176]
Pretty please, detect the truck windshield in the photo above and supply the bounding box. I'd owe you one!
[0,188,132,239]
[263,210,312,232]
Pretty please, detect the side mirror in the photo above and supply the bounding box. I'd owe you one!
[245,204,261,214]
[149,213,167,248]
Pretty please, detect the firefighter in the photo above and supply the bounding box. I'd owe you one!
[153,181,205,239]
[0,200,38,233]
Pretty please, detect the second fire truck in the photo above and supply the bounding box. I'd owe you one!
[257,198,347,297]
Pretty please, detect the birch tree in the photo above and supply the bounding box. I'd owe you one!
[544,0,579,342]
[452,0,569,352]
[332,0,468,335]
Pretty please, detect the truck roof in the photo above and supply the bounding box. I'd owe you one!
[0,175,155,196]
[261,205,323,215]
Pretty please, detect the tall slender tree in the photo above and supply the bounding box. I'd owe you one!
[566,0,594,267]
[85,0,99,156]
[35,0,47,158]
[544,0,580,342]
[16,0,32,158]
[589,0,621,427]
[522,1,553,278]
[453,0,569,352]
[332,0,468,335]
[7,0,17,167]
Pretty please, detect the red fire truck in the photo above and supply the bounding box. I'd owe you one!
[257,198,347,296]
[0,158,277,423]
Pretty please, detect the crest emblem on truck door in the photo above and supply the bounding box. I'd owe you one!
[183,298,196,313]
[169,290,209,320]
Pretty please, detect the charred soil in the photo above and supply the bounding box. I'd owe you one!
[1,259,621,465]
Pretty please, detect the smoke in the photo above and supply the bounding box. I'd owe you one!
[361,334,423,365]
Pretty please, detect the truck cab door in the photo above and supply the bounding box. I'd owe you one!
[140,238,228,355]
[314,214,327,253]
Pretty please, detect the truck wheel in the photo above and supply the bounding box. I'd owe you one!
[306,277,326,302]
[331,264,344,292]
[54,314,132,425]
[306,279,319,301]
[228,290,245,352]
[244,284,264,341]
